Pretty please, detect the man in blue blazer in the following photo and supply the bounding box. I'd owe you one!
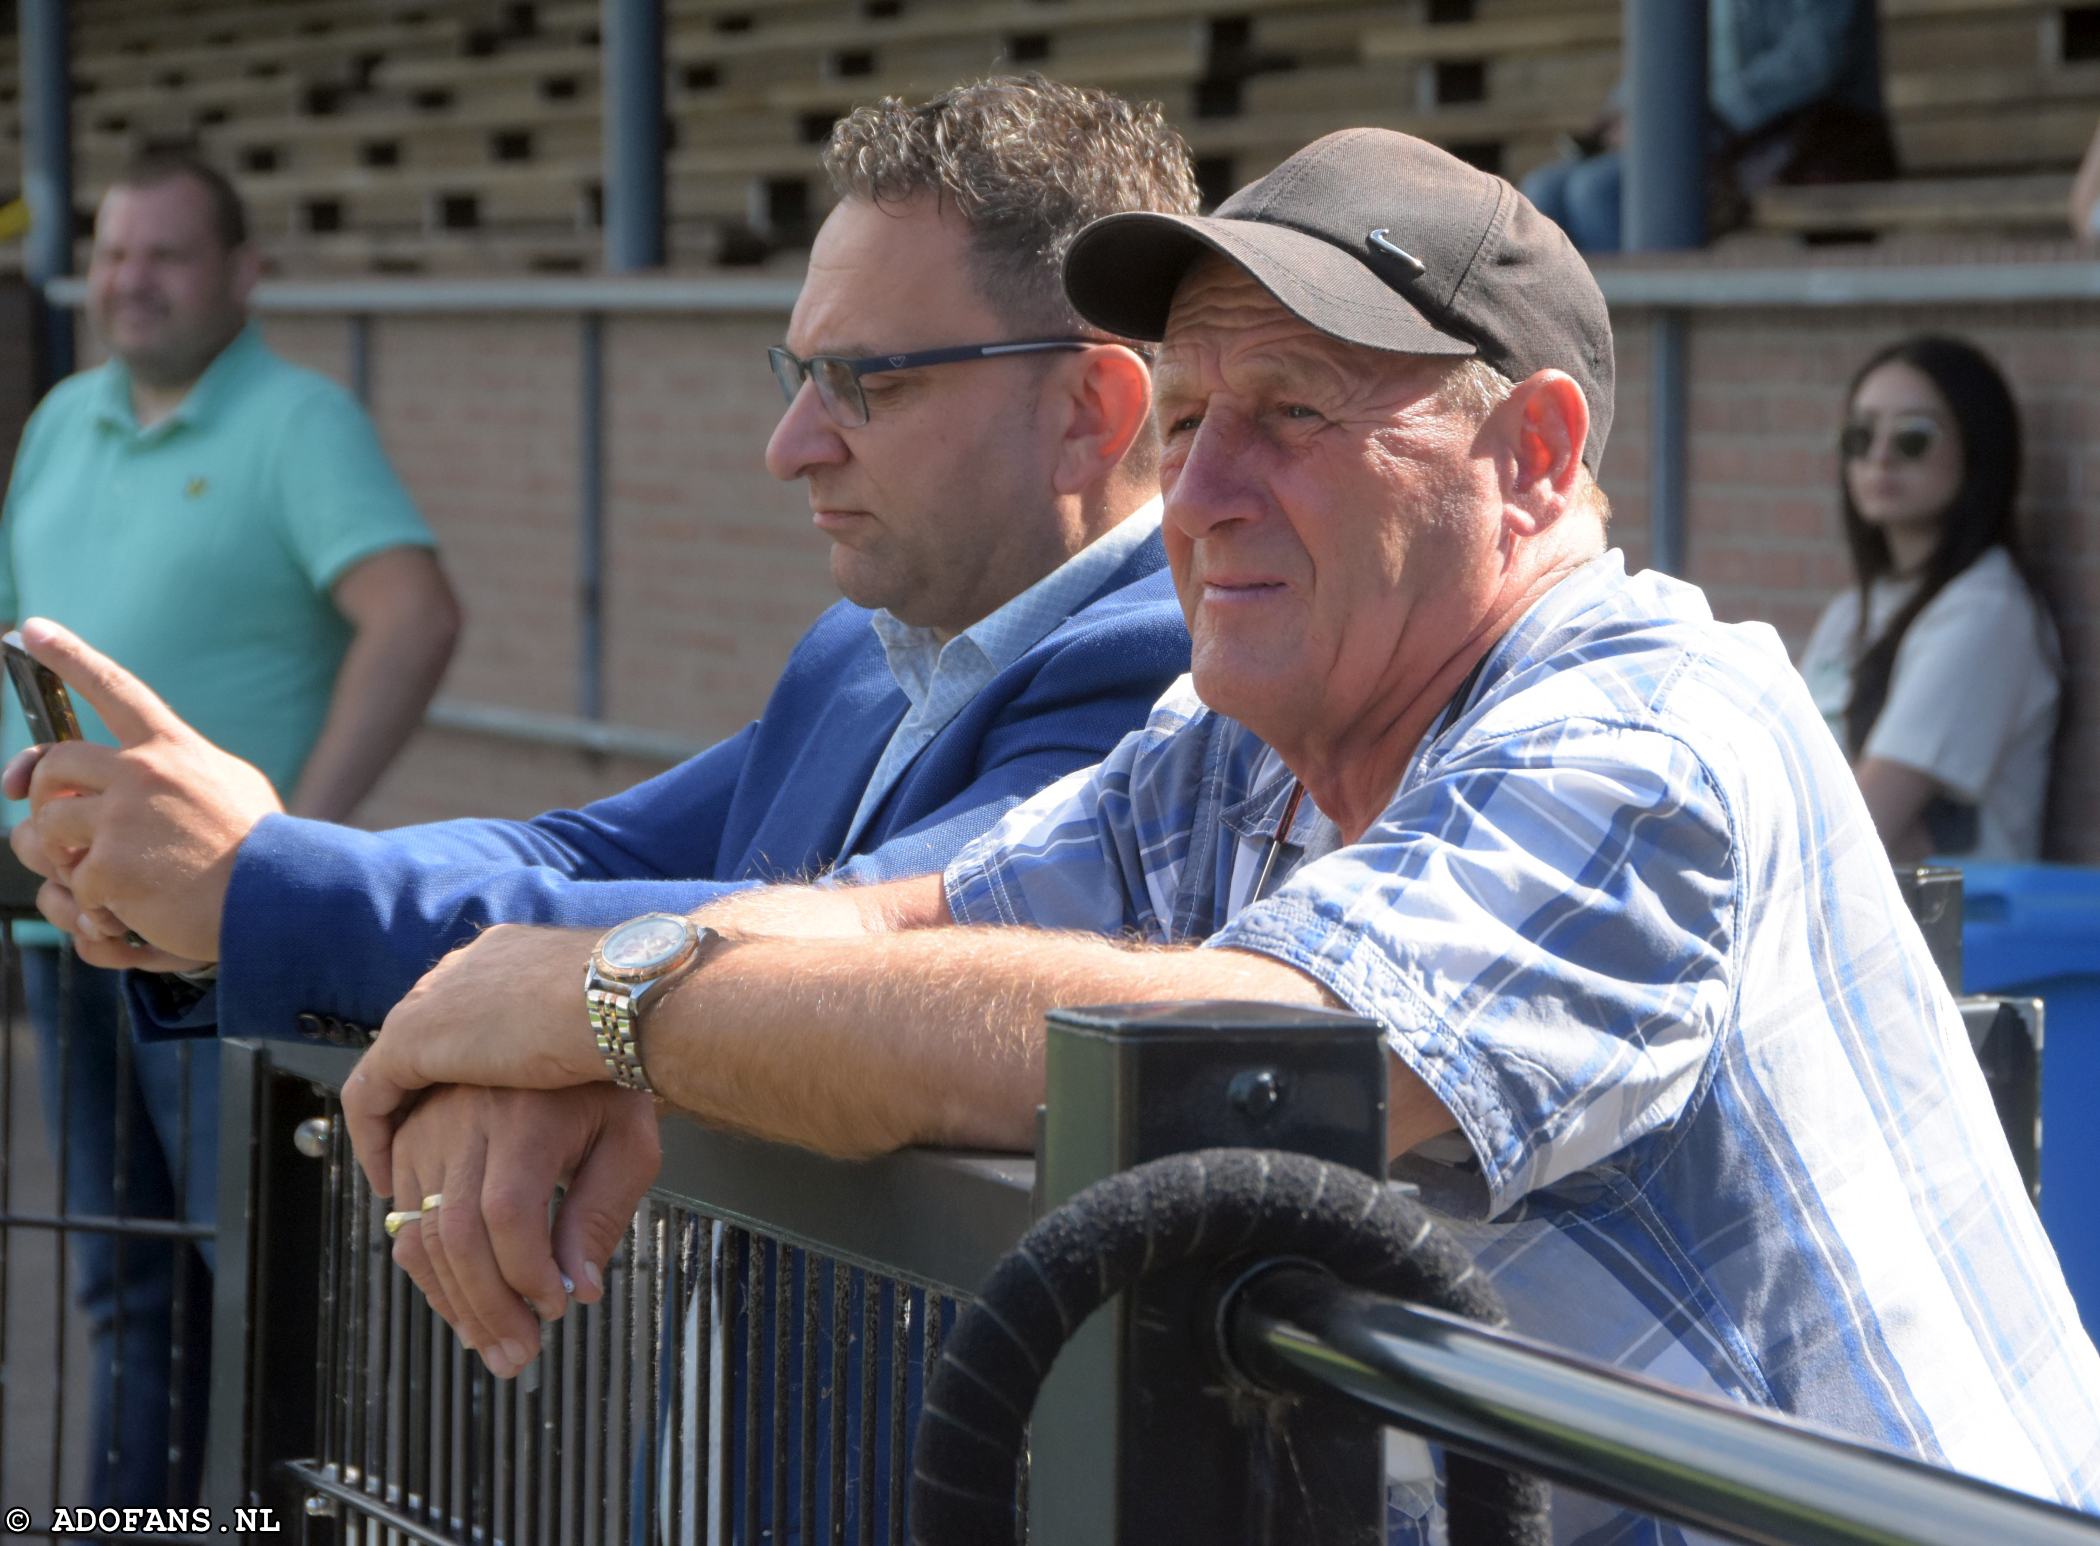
[5,77,1199,1052]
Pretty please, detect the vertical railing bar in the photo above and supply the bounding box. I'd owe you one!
[0,922,16,1499]
[493,1345,514,1546]
[477,1361,499,1546]
[827,1259,847,1546]
[570,1277,588,1546]
[923,1302,949,1537]
[886,1284,908,1546]
[416,1296,436,1524]
[664,1212,688,1546]
[857,1271,876,1546]
[594,1243,614,1546]
[333,1112,354,1493]
[348,1162,371,1496]
[318,1106,345,1477]
[166,1036,196,1503]
[771,1241,789,1546]
[50,949,72,1507]
[618,1210,639,1546]
[376,1197,397,1515]
[798,1249,817,1545]
[109,983,134,1495]
[644,1207,665,1546]
[539,1284,561,1546]
[740,1232,760,1546]
[449,1325,468,1537]
[523,1340,541,1543]
[695,1219,717,1546]
[394,1237,411,1518]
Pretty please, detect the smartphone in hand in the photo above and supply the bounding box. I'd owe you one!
[3,629,81,744]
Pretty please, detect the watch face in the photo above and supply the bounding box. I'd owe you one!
[601,914,694,975]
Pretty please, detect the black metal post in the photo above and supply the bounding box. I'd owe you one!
[602,0,667,272]
[20,0,75,386]
[1028,1002,1390,1545]
[206,1042,334,1528]
[1895,865,1964,993]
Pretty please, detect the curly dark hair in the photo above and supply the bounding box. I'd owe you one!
[821,74,1199,333]
[1839,334,2052,756]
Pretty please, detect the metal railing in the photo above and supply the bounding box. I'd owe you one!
[207,1036,1031,1545]
[0,884,219,1544]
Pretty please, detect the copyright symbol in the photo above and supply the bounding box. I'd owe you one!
[4,1509,29,1532]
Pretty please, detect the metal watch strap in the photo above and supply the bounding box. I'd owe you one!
[586,984,656,1094]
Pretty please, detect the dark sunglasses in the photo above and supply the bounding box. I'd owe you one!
[1839,418,1941,463]
[768,338,1105,429]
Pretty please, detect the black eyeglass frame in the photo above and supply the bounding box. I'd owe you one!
[1838,418,1942,464]
[767,337,1113,428]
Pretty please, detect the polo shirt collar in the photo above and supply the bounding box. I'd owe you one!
[95,321,264,437]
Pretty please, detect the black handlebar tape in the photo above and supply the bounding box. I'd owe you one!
[908,1146,1550,1546]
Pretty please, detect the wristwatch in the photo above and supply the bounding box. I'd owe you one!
[584,913,719,1094]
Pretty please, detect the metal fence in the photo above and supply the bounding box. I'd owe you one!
[0,880,222,1545]
[207,1037,1032,1545]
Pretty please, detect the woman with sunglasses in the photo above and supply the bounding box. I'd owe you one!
[1797,334,2061,861]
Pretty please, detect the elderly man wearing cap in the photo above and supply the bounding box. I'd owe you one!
[342,130,2100,1532]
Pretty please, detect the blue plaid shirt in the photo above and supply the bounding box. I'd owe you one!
[946,552,2100,1541]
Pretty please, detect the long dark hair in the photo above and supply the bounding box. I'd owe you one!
[1840,334,2044,755]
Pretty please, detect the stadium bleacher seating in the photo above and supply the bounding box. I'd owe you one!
[0,0,2095,271]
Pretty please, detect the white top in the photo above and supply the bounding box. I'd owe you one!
[1796,546,2060,859]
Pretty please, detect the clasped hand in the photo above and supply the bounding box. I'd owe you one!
[2,617,281,969]
[343,920,663,1378]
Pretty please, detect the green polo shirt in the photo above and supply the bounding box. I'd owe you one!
[0,323,436,831]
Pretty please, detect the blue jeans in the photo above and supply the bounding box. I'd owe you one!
[23,947,216,1510]
[1522,150,1625,254]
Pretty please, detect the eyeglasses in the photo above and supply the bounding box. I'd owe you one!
[1839,417,1941,463]
[768,338,1105,428]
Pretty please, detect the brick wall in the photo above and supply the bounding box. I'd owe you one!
[254,308,830,828]
[248,267,2100,861]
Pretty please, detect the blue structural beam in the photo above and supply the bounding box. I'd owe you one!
[1622,0,1708,251]
[20,0,74,383]
[602,0,667,272]
[1621,0,1707,577]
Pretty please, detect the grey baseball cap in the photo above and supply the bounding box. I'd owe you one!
[1062,127,1615,471]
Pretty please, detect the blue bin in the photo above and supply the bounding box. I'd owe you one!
[1957,862,2100,1332]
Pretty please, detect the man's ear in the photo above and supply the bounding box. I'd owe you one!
[1495,369,1589,534]
[1051,344,1154,496]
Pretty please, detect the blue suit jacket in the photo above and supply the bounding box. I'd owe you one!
[134,535,1187,1042]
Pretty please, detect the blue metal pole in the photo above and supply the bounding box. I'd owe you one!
[578,314,605,722]
[1623,0,1705,575]
[20,0,74,385]
[1622,0,1707,251]
[602,0,666,272]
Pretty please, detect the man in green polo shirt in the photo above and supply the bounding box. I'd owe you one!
[0,146,461,1512]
